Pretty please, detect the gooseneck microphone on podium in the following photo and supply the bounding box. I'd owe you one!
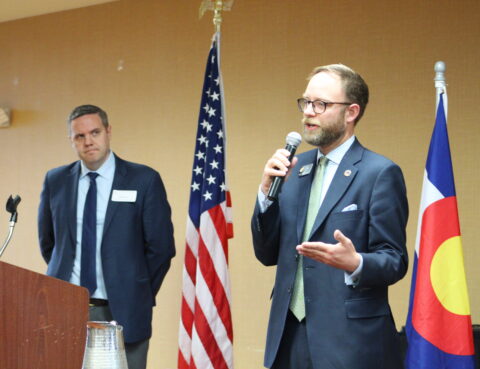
[0,195,21,258]
[267,132,302,201]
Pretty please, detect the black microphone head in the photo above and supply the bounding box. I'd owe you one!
[286,131,302,148]
[6,195,21,214]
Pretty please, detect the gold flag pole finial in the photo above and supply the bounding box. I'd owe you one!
[199,0,234,32]
[213,0,223,33]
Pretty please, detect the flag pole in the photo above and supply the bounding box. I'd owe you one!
[434,61,447,116]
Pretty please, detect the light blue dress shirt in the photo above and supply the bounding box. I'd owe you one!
[70,151,115,299]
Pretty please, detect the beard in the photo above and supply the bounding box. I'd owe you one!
[302,116,346,147]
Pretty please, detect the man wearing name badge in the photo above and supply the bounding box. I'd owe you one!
[38,104,175,369]
[251,64,408,369]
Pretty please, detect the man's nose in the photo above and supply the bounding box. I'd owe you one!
[303,102,316,117]
[84,134,93,145]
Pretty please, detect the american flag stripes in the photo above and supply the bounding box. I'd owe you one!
[178,32,234,369]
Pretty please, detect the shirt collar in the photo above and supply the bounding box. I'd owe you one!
[317,135,355,165]
[80,150,115,179]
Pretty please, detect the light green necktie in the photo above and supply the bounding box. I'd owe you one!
[290,156,328,321]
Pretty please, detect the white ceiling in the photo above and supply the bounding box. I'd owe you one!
[0,0,118,23]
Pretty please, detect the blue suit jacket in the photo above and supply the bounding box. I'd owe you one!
[38,154,175,343]
[252,139,408,369]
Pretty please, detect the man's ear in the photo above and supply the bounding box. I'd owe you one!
[346,104,360,124]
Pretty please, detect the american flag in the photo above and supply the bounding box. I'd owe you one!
[178,32,234,369]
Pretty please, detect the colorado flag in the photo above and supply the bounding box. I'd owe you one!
[405,93,475,368]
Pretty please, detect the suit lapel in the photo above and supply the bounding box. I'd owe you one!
[67,163,81,246]
[308,140,364,240]
[103,155,128,237]
[296,150,318,242]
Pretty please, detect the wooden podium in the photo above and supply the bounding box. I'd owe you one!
[0,261,89,369]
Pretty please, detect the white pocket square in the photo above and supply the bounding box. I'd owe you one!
[342,204,358,212]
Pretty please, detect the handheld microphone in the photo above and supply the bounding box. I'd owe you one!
[267,132,302,201]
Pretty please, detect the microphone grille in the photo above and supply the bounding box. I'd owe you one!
[286,131,302,147]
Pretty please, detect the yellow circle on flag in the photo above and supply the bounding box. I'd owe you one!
[430,236,471,315]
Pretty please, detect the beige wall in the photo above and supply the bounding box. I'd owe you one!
[0,0,479,367]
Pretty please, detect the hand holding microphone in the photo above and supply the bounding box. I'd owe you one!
[263,132,302,201]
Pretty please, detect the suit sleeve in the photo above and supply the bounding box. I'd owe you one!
[142,171,175,297]
[251,198,281,266]
[359,163,409,287]
[38,172,54,264]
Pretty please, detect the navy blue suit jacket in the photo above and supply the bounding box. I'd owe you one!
[38,154,175,343]
[252,139,408,369]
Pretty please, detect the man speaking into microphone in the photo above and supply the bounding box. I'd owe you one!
[251,64,408,369]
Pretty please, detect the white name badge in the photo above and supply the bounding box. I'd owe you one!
[112,190,137,202]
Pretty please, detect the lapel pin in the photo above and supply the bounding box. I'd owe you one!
[344,169,352,177]
[299,163,313,176]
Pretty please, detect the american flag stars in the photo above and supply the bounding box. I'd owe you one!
[190,54,227,211]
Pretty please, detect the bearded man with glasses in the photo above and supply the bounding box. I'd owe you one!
[251,64,408,369]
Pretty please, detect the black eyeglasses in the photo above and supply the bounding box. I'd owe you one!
[297,98,352,114]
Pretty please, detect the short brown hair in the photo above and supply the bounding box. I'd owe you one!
[309,64,369,124]
[67,104,109,131]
